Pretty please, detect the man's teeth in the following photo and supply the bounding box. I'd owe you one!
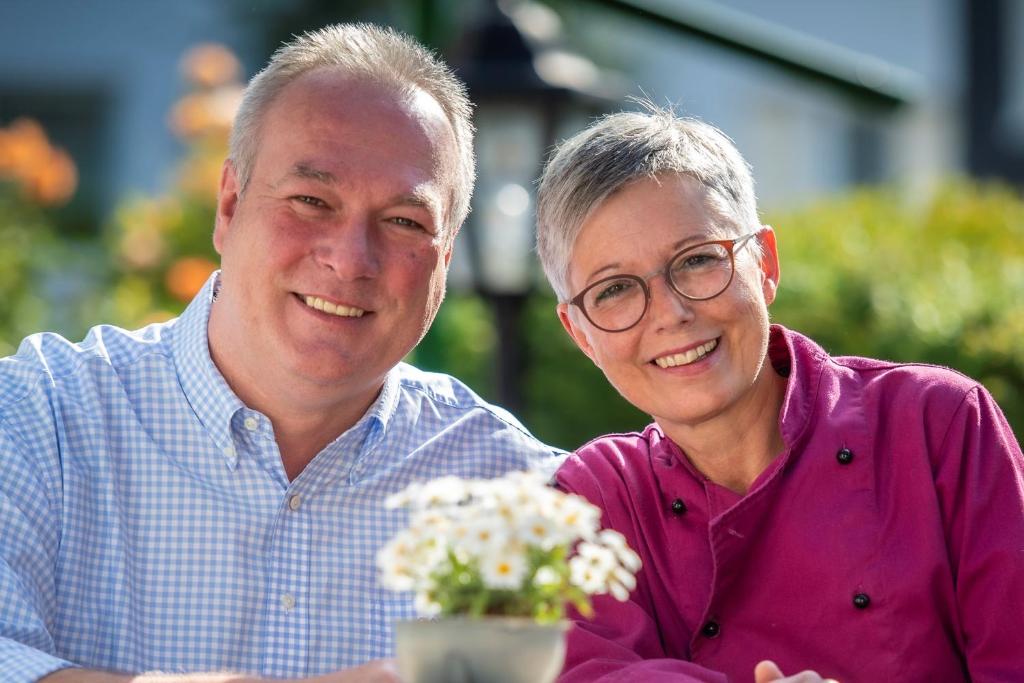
[655,339,718,368]
[303,295,365,318]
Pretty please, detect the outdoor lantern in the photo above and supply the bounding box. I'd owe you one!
[453,0,618,409]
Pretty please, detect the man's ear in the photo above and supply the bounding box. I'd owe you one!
[757,225,781,305]
[557,302,599,366]
[213,160,240,255]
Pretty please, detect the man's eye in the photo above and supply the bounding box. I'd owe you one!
[292,195,327,208]
[390,216,429,232]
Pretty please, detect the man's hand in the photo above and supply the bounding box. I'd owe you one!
[754,660,839,683]
[306,659,402,683]
[41,659,403,683]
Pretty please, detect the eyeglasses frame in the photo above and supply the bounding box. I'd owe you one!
[567,229,763,333]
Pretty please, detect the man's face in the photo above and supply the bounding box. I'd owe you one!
[210,70,457,403]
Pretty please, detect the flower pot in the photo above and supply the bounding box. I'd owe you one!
[395,617,568,683]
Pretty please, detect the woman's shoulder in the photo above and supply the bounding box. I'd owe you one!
[557,424,667,491]
[574,423,666,460]
[783,326,983,410]
[825,351,983,411]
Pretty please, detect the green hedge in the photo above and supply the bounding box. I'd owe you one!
[769,181,1024,436]
[416,179,1024,450]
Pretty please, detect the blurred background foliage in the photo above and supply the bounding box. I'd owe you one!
[414,179,1024,448]
[0,42,1022,450]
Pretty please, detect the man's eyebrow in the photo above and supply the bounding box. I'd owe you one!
[278,163,337,186]
[390,188,442,218]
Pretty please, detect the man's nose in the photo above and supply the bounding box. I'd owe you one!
[313,219,381,279]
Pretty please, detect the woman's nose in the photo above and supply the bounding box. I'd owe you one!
[647,274,695,330]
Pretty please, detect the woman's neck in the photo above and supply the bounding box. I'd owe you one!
[660,362,788,495]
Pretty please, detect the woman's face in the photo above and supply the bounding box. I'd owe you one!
[557,173,781,434]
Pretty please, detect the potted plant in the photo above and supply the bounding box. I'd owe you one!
[377,470,641,683]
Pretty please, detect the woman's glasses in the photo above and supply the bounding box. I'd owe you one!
[568,231,761,333]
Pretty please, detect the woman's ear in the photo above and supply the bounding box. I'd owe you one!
[557,302,599,365]
[757,225,781,305]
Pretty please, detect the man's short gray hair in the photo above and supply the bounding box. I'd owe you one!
[536,104,759,301]
[229,23,476,239]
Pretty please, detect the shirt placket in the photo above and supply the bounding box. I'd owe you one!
[235,410,312,678]
[690,475,775,662]
[261,483,312,677]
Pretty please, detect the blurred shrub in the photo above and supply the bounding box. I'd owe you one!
[768,180,1024,435]
[423,179,1024,450]
[0,121,106,355]
[100,43,242,328]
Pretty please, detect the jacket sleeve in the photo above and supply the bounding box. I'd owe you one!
[555,455,729,683]
[932,386,1024,682]
[0,426,76,681]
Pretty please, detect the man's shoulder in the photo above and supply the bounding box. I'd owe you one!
[0,321,176,412]
[394,362,521,425]
[392,362,564,456]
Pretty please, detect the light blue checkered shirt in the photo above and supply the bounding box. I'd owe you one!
[0,274,562,681]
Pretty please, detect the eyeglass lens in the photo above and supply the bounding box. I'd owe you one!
[581,242,734,331]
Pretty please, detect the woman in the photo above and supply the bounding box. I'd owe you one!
[535,106,1024,683]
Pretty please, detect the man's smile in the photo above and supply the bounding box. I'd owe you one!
[299,293,367,318]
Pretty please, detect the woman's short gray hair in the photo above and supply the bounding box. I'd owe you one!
[536,104,759,301]
[229,23,476,239]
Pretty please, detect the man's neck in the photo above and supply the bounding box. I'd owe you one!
[206,323,383,481]
[231,373,382,481]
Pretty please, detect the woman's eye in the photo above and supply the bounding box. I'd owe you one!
[678,251,725,270]
[594,280,634,302]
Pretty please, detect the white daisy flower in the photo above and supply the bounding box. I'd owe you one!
[414,592,442,618]
[419,476,470,508]
[568,555,606,594]
[480,547,528,590]
[577,542,617,575]
[533,565,561,588]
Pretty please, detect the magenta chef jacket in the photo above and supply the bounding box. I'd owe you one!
[556,325,1024,682]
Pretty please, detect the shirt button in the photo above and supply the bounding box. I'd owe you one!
[222,445,236,458]
[836,447,854,465]
[853,593,871,609]
[701,620,720,638]
[671,498,687,515]
[244,416,259,431]
[288,494,302,511]
[281,593,296,611]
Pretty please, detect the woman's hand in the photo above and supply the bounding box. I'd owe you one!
[754,660,839,683]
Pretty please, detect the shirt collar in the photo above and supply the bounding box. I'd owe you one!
[172,270,245,468]
[768,323,825,452]
[171,271,406,469]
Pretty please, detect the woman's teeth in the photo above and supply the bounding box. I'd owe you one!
[655,339,718,368]
[303,295,365,318]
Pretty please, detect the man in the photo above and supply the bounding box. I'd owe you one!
[0,24,560,682]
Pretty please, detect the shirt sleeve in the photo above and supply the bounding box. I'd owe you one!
[555,456,729,683]
[932,386,1024,682]
[0,425,77,682]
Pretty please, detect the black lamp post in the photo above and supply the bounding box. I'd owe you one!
[453,0,610,413]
